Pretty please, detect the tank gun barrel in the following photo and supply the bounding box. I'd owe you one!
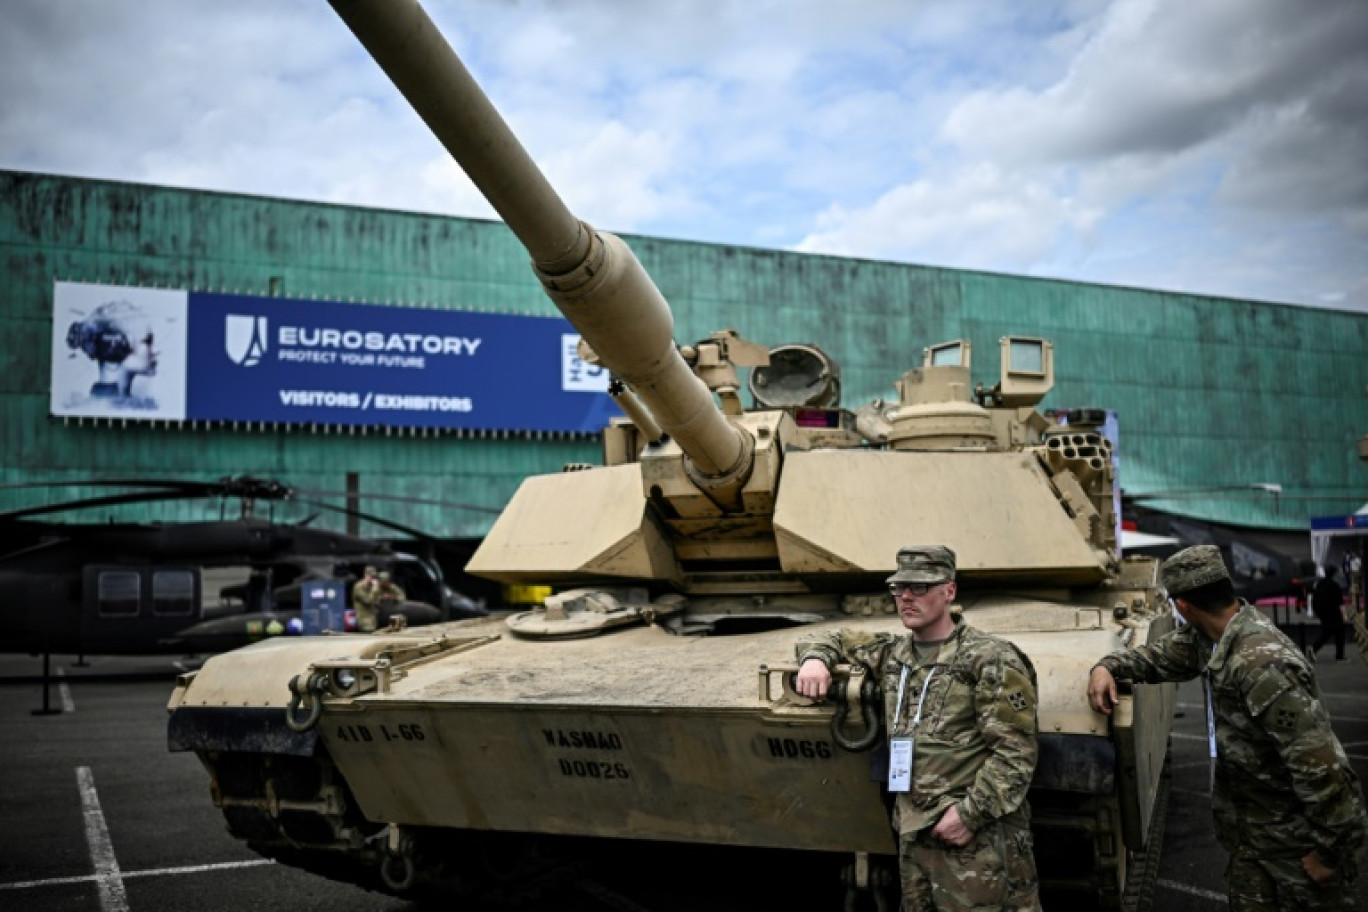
[327,0,751,482]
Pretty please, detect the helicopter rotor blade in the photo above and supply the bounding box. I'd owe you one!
[0,475,297,507]
[0,533,75,566]
[0,477,496,514]
[0,489,223,521]
[290,487,501,515]
[0,479,218,496]
[294,498,445,542]
[0,475,495,542]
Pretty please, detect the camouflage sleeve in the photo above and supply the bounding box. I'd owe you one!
[794,629,890,671]
[1095,625,1205,684]
[957,645,1039,833]
[1249,665,1367,866]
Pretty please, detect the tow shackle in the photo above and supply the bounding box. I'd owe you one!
[380,852,416,892]
[380,825,417,892]
[829,668,883,752]
[284,671,329,733]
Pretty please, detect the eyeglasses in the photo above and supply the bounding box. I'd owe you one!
[889,581,945,597]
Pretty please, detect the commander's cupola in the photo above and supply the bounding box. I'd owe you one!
[886,338,1054,451]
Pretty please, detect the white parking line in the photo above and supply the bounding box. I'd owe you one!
[1173,732,1366,760]
[77,766,128,912]
[57,667,75,713]
[1179,700,1368,723]
[1158,878,1227,904]
[576,877,656,912]
[0,859,273,892]
[1170,762,1212,772]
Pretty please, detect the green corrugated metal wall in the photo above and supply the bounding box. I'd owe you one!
[3,170,1365,535]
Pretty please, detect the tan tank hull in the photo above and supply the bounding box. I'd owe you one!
[170,582,1173,905]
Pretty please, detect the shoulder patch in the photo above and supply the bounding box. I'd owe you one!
[1268,698,1302,732]
[1243,667,1293,717]
[996,663,1036,724]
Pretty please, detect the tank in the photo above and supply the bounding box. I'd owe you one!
[166,1,1177,907]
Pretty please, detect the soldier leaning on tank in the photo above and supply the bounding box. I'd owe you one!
[795,545,1042,911]
[1088,544,1367,911]
[352,565,381,633]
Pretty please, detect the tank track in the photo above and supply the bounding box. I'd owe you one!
[1119,758,1169,912]
[1031,759,1170,912]
[204,747,589,904]
[204,744,1169,909]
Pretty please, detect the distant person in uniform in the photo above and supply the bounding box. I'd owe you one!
[375,571,406,621]
[352,565,381,633]
[1309,565,1347,663]
[1088,544,1366,911]
[795,545,1041,911]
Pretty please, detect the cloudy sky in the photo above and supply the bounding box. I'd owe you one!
[3,0,1366,312]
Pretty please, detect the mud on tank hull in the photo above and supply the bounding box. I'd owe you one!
[169,584,1174,909]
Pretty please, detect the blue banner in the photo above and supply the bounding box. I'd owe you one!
[1311,514,1367,531]
[52,282,621,433]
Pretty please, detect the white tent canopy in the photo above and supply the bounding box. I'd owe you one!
[1309,504,1368,569]
[1120,530,1181,552]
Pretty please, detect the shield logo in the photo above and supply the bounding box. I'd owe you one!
[225,315,268,366]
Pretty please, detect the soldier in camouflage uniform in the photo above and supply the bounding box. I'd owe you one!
[795,546,1041,911]
[1088,544,1366,911]
[352,565,381,633]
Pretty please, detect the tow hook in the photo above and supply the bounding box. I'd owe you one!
[841,853,896,912]
[380,825,417,892]
[829,663,883,752]
[284,672,329,733]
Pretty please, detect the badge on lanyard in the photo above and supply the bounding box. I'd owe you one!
[888,738,913,792]
[887,664,936,793]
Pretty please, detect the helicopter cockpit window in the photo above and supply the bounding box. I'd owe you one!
[153,571,196,617]
[97,571,141,617]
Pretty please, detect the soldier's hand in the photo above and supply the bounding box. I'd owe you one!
[1087,666,1118,715]
[795,658,832,700]
[930,805,973,847]
[1301,850,1335,885]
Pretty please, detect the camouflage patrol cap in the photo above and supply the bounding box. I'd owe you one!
[887,546,956,584]
[1161,544,1229,596]
[364,565,378,575]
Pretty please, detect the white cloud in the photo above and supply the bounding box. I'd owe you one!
[1,0,1364,311]
[797,162,1100,270]
[808,0,1368,308]
[542,121,680,229]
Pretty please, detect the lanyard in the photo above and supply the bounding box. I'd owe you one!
[893,664,938,732]
[1203,643,1217,794]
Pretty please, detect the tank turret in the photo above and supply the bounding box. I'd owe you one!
[167,2,1176,907]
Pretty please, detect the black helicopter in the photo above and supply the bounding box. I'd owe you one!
[0,475,492,659]
[1122,497,1312,604]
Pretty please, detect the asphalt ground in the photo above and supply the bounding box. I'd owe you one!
[2,647,1366,912]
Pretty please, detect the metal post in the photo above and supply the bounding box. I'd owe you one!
[32,653,62,716]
